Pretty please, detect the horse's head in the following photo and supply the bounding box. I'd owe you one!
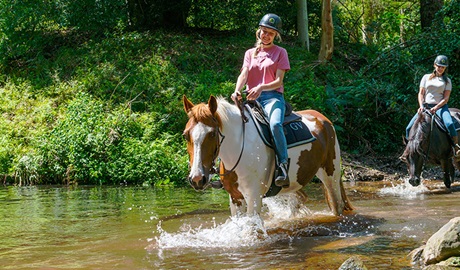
[403,143,424,186]
[183,95,222,190]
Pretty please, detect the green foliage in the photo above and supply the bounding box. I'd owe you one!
[36,93,188,185]
[321,0,460,154]
[0,0,459,185]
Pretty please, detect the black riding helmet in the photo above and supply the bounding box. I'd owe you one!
[259,13,282,33]
[434,55,449,67]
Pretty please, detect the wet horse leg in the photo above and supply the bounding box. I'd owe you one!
[441,158,454,188]
[315,153,345,215]
[229,197,247,216]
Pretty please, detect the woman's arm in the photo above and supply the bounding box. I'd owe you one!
[231,67,249,103]
[430,90,451,113]
[246,69,286,100]
[417,87,426,112]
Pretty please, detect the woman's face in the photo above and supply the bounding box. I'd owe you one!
[434,64,446,75]
[259,26,277,45]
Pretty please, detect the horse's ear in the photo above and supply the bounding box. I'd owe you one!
[208,95,218,115]
[183,95,194,113]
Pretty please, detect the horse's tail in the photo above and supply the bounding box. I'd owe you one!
[323,177,354,214]
[323,131,354,215]
[340,179,354,211]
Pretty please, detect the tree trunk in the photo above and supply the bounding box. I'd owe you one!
[319,0,334,62]
[420,0,443,30]
[297,0,310,51]
[362,0,376,44]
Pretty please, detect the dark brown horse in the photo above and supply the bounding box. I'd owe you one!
[401,108,460,188]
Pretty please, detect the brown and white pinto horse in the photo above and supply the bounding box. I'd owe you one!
[183,95,353,216]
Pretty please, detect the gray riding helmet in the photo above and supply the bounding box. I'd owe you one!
[434,55,449,67]
[259,13,282,33]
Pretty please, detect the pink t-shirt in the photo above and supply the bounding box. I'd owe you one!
[242,45,290,93]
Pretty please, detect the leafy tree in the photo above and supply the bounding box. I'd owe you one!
[420,0,443,29]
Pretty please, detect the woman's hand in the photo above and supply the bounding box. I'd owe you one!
[231,90,242,103]
[246,85,263,100]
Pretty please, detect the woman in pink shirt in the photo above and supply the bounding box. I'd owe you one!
[231,14,291,187]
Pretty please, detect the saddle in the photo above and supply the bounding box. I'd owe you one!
[243,100,316,197]
[423,105,460,134]
[244,101,316,149]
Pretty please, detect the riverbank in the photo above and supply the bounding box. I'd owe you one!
[341,152,450,184]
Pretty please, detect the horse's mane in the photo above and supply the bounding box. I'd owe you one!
[215,96,241,123]
[186,96,241,131]
[406,112,431,156]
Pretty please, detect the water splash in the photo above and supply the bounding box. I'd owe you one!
[150,215,276,250]
[263,194,313,220]
[148,194,315,251]
[379,179,429,198]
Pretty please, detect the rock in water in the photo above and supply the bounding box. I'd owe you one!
[423,217,460,265]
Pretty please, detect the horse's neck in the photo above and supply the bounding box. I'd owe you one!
[217,103,270,164]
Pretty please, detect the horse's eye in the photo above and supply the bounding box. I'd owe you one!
[210,129,220,138]
[183,132,190,141]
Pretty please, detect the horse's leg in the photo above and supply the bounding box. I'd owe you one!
[220,163,247,216]
[229,196,247,216]
[440,159,452,188]
[316,146,345,215]
[245,184,264,216]
[449,161,455,186]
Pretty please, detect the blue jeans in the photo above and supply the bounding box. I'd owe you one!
[257,91,288,164]
[406,104,457,138]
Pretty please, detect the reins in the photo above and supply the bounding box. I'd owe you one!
[209,98,248,177]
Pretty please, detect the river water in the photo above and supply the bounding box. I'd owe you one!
[1,179,460,270]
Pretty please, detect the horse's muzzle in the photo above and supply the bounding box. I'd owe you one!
[188,175,208,190]
[409,176,421,187]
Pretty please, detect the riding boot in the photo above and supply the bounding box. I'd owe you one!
[275,162,290,188]
[452,136,460,159]
[399,154,407,163]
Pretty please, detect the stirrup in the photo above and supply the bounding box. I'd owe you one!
[275,163,290,188]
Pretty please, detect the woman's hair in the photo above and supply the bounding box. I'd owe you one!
[252,28,282,58]
[428,67,449,85]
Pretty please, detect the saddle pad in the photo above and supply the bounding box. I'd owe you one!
[432,112,460,133]
[245,103,316,149]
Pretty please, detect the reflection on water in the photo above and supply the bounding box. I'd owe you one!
[1,180,460,269]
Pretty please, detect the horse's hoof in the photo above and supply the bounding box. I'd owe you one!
[444,181,451,189]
